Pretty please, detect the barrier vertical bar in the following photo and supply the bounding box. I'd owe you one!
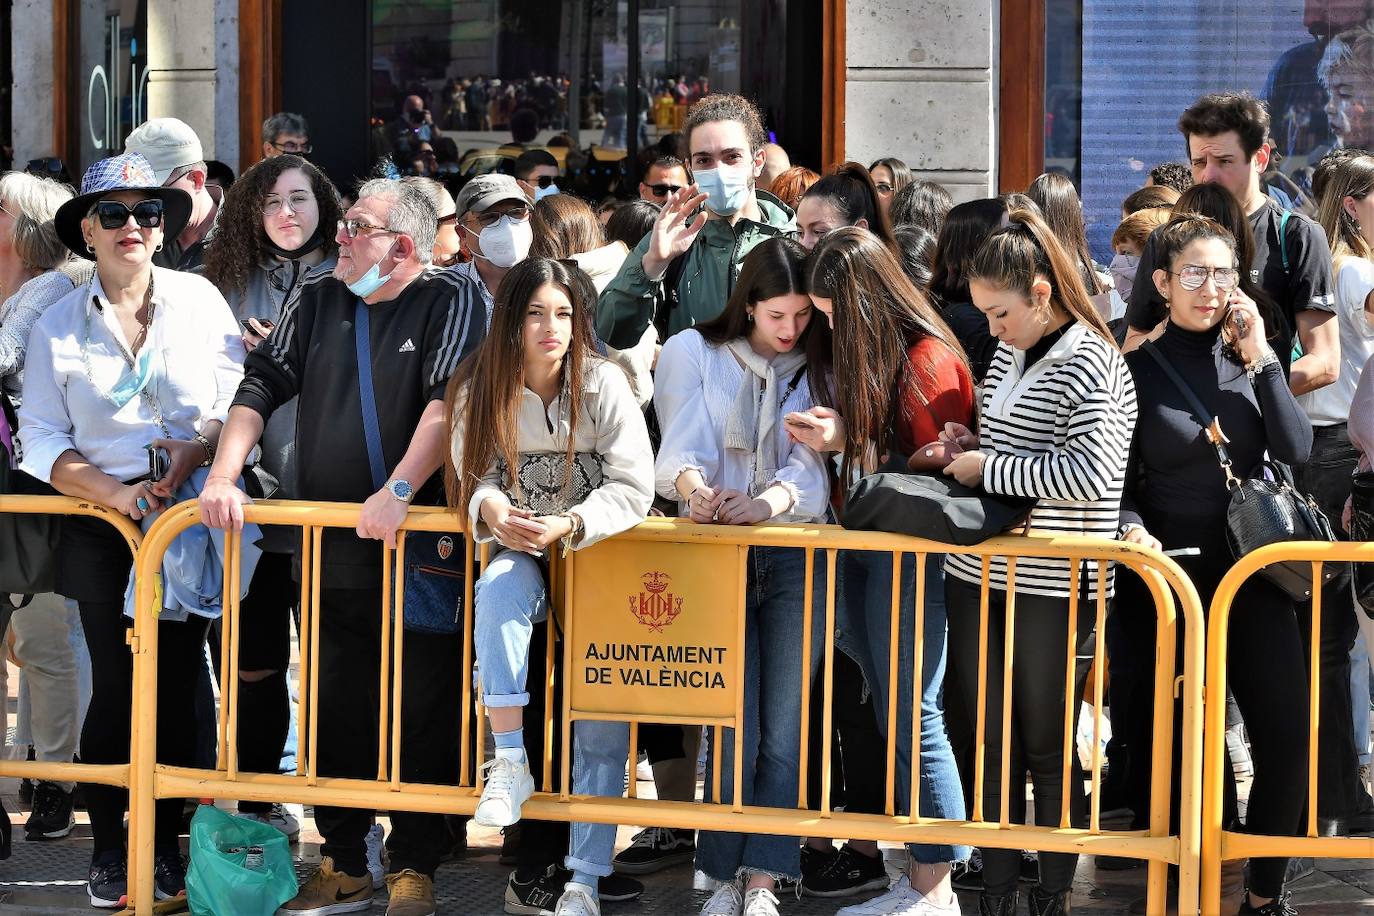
[559,549,574,802]
[973,556,992,823]
[225,528,244,782]
[1060,561,1081,828]
[1306,560,1322,838]
[1089,561,1107,834]
[819,548,838,818]
[1138,565,1179,914]
[545,553,558,793]
[885,549,901,817]
[378,546,394,781]
[627,721,639,800]
[733,544,749,813]
[998,560,1017,829]
[797,547,816,807]
[909,551,926,819]
[307,527,323,786]
[390,538,407,790]
[459,535,476,789]
[216,529,237,772]
[296,526,314,783]
[475,542,490,795]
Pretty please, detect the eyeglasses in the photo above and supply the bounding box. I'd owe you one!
[25,157,65,176]
[467,204,530,230]
[95,199,165,230]
[263,192,316,215]
[1169,265,1240,291]
[269,141,313,155]
[437,212,459,227]
[874,182,894,194]
[337,218,400,239]
[645,183,685,198]
[528,175,555,188]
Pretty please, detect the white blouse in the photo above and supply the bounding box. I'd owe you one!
[653,329,829,523]
[18,266,246,483]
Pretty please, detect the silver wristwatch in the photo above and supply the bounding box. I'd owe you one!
[385,479,414,503]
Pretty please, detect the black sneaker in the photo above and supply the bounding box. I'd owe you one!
[25,781,75,840]
[801,843,888,898]
[1027,887,1071,916]
[505,864,567,915]
[18,747,34,807]
[0,799,11,861]
[500,822,522,867]
[598,871,644,902]
[612,826,696,874]
[154,852,187,900]
[1019,851,1040,883]
[978,891,1018,916]
[88,854,128,909]
[800,844,837,881]
[1238,890,1298,916]
[952,848,984,890]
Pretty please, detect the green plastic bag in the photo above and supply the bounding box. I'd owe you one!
[185,805,297,916]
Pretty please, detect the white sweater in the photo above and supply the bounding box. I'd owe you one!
[454,357,653,549]
[653,329,829,523]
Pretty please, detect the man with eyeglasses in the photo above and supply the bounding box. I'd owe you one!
[201,179,486,916]
[448,174,533,321]
[124,118,221,273]
[638,155,690,205]
[261,112,312,160]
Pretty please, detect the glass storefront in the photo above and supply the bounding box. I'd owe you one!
[1045,1,1354,259]
[72,0,149,171]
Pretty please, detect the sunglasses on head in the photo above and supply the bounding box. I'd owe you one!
[26,157,65,175]
[95,199,165,230]
[646,183,684,197]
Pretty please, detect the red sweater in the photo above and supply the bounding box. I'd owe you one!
[893,337,976,458]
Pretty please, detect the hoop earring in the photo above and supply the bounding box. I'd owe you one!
[746,311,754,322]
[85,243,94,254]
[1036,307,1051,326]
[154,243,163,252]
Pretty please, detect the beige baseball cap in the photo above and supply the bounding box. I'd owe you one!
[123,118,205,185]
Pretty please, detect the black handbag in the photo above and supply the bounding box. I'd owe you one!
[1348,470,1374,619]
[841,451,1034,546]
[1142,343,1338,601]
[0,391,61,601]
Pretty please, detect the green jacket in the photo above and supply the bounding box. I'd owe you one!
[597,192,796,349]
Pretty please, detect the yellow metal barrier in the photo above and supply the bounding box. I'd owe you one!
[0,494,142,791]
[123,503,1204,915]
[1202,541,1374,915]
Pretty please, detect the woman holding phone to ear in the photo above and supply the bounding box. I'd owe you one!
[1115,215,1311,916]
[653,238,829,916]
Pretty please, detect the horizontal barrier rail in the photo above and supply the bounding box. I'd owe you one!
[118,502,1204,914]
[1202,540,1374,916]
[0,494,142,791]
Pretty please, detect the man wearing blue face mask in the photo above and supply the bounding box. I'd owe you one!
[598,93,797,348]
[200,179,486,916]
[450,173,535,322]
[513,149,562,204]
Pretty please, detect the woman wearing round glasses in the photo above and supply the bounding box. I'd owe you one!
[16,152,246,907]
[1117,215,1311,915]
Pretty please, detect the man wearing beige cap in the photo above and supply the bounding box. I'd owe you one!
[448,173,533,319]
[124,117,222,271]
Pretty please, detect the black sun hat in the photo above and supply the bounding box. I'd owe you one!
[53,152,193,259]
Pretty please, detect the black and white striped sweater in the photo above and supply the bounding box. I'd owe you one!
[946,322,1137,598]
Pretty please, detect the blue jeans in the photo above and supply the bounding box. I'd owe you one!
[474,550,548,708]
[696,546,827,883]
[565,719,631,878]
[837,551,968,864]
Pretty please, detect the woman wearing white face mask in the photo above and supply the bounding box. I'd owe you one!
[598,94,797,351]
[450,174,535,318]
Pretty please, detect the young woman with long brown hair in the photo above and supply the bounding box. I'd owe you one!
[445,257,653,916]
[794,162,895,252]
[939,209,1137,916]
[787,226,975,916]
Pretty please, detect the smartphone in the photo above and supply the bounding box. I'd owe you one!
[147,445,169,482]
[240,317,275,334]
[784,413,817,430]
[507,515,547,533]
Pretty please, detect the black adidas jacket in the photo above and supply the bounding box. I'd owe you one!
[233,266,486,586]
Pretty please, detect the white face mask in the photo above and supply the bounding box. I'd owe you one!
[1109,253,1140,301]
[474,215,533,269]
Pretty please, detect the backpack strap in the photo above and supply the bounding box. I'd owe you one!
[1279,208,1292,274]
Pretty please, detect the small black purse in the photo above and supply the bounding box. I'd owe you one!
[1142,343,1337,601]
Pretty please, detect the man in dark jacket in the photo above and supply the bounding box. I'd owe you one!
[201,178,485,916]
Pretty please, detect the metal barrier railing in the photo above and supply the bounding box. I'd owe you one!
[0,494,141,793]
[119,502,1204,914]
[1201,541,1374,915]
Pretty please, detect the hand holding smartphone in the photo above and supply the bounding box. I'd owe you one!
[240,317,276,337]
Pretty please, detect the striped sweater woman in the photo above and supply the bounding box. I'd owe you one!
[937,209,1137,916]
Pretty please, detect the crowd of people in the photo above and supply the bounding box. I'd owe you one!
[0,84,1372,916]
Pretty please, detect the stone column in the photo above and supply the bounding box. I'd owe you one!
[11,0,56,164]
[146,0,218,158]
[844,0,997,202]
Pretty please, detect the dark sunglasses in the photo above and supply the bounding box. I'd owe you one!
[95,199,165,230]
[529,175,556,188]
[26,157,65,175]
[645,183,684,197]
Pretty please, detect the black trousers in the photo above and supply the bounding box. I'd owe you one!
[311,585,462,878]
[945,576,1093,897]
[806,650,887,816]
[233,551,296,816]
[1114,547,1310,900]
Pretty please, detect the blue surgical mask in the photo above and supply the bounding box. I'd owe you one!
[108,346,156,408]
[346,249,394,298]
[694,164,752,215]
[534,182,560,202]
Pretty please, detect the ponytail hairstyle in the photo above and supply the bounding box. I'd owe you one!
[1027,171,1104,294]
[444,257,597,514]
[695,237,810,345]
[799,161,895,249]
[967,208,1115,345]
[805,226,968,483]
[1317,153,1374,264]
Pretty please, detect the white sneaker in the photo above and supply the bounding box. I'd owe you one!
[475,754,536,828]
[700,881,744,916]
[365,822,386,889]
[240,803,302,842]
[635,753,654,782]
[837,881,962,915]
[742,887,780,916]
[554,882,601,916]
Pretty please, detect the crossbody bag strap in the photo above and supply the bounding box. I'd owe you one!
[354,300,388,492]
[1141,342,1240,487]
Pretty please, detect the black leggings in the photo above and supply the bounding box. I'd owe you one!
[945,576,1092,897]
[78,600,210,858]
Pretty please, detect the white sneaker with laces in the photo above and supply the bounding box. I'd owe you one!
[742,887,781,916]
[365,822,386,889]
[836,881,963,915]
[700,881,744,916]
[474,754,536,828]
[554,882,601,916]
[237,803,301,842]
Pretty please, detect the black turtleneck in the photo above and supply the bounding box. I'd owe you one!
[1119,321,1312,548]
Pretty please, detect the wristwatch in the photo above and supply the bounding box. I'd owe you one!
[385,479,414,503]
